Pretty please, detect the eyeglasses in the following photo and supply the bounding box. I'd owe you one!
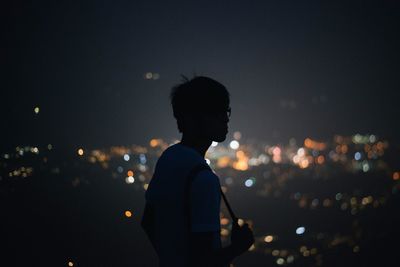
[192,107,231,120]
[226,107,231,118]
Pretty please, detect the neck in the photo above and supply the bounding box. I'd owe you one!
[179,134,211,158]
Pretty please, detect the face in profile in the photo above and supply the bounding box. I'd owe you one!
[199,107,231,143]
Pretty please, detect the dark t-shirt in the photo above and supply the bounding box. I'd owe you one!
[145,143,222,266]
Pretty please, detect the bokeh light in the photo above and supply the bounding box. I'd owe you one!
[125,210,132,218]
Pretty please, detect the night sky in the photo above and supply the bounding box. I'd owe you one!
[3,0,400,149]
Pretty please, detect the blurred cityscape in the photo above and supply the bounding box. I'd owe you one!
[1,132,400,266]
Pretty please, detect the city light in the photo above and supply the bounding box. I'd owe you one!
[217,156,230,168]
[125,210,132,218]
[220,218,229,225]
[245,178,254,187]
[125,176,135,184]
[1,133,397,266]
[144,72,160,80]
[276,258,285,265]
[150,139,159,147]
[229,140,240,150]
[264,235,274,243]
[296,227,305,235]
[233,131,242,140]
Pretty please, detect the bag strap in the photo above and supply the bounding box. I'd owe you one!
[184,163,238,232]
[219,187,238,225]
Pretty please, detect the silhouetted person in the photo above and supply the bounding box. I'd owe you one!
[141,76,254,267]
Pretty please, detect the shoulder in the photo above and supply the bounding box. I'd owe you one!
[165,143,202,158]
[192,168,221,194]
[146,144,208,198]
[158,143,207,170]
[194,169,219,184]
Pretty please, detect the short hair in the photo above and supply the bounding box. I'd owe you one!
[170,75,230,133]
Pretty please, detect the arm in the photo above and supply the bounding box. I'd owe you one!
[141,202,158,252]
[188,231,239,267]
[188,170,252,266]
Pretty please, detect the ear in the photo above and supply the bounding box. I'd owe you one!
[182,113,204,132]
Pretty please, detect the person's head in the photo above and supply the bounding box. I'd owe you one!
[170,75,231,142]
